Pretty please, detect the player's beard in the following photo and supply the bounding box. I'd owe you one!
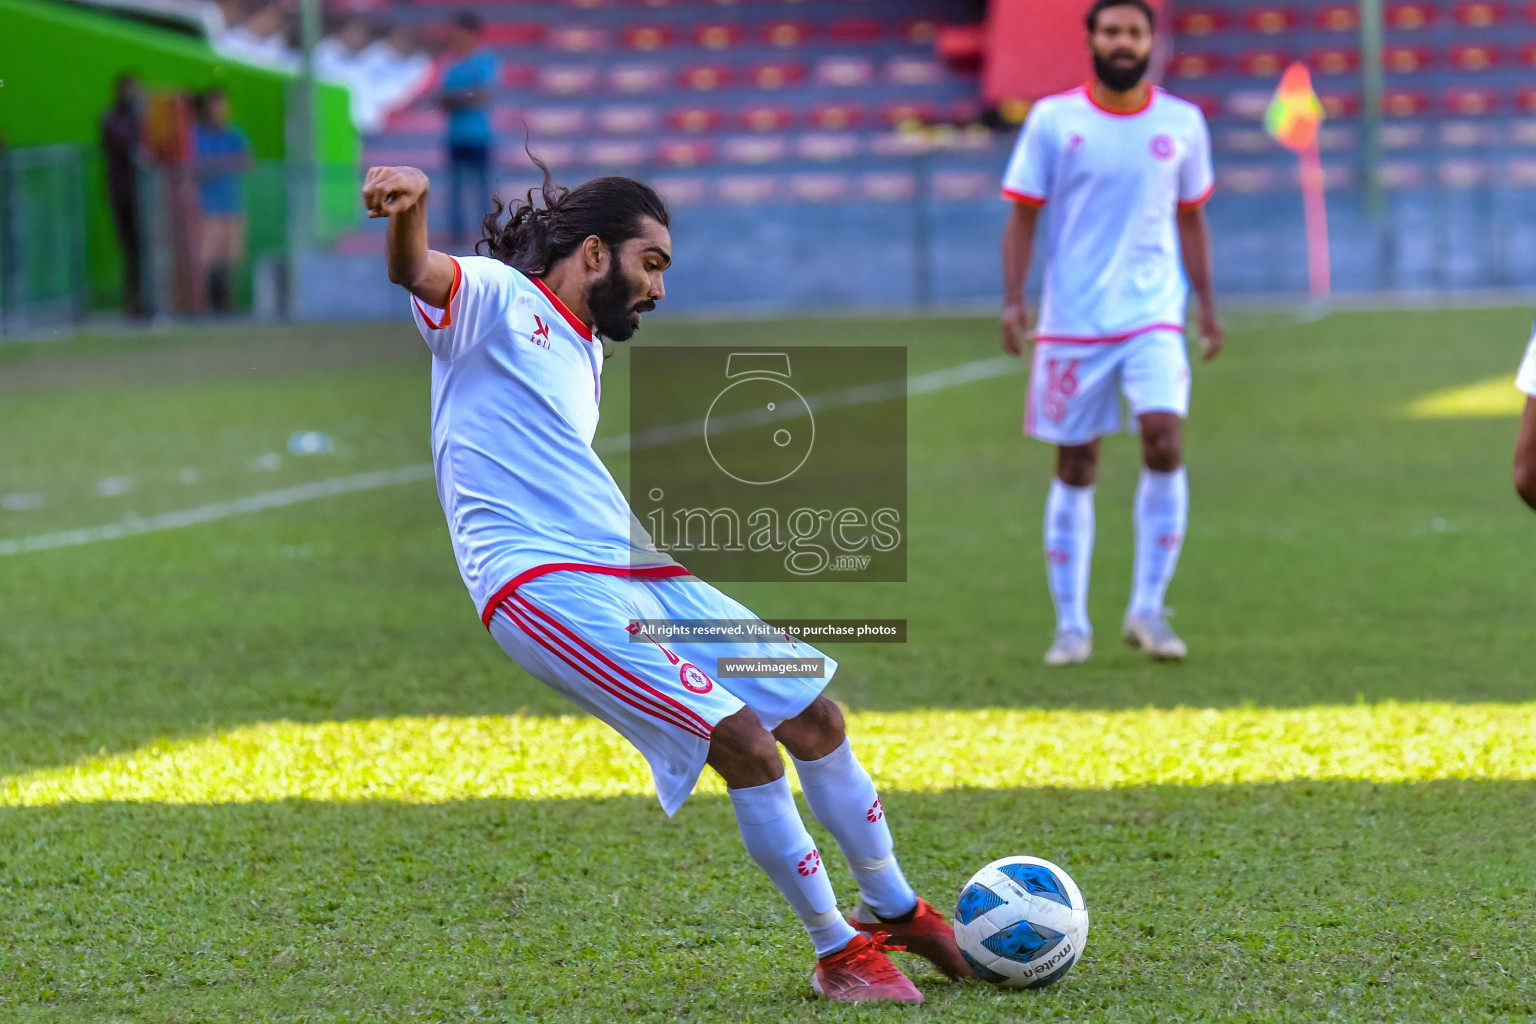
[1093,50,1149,92]
[586,260,654,342]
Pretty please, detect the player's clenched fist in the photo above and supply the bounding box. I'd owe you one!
[363,166,429,219]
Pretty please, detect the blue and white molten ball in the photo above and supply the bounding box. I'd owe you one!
[953,856,1089,989]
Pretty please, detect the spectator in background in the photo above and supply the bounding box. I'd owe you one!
[101,72,146,319]
[192,87,252,312]
[437,12,498,246]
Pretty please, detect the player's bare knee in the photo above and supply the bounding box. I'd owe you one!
[708,708,784,789]
[773,696,846,761]
[1140,416,1183,472]
[1056,444,1099,487]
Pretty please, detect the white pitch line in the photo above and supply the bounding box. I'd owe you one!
[0,353,1024,557]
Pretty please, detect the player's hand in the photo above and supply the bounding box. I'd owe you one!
[363,166,429,219]
[1196,309,1224,362]
[1002,303,1035,357]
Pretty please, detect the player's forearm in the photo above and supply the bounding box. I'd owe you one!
[385,202,454,307]
[1002,204,1038,307]
[1178,209,1217,316]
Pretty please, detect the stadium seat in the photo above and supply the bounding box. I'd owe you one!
[610,64,667,94]
[1440,160,1491,187]
[830,19,883,42]
[1239,50,1290,77]
[887,57,943,87]
[694,23,743,50]
[717,175,778,204]
[539,66,600,96]
[1521,42,1536,65]
[1170,53,1223,79]
[811,103,864,130]
[797,134,861,161]
[761,21,812,48]
[1310,47,1359,75]
[1243,6,1298,33]
[815,57,875,88]
[669,106,723,133]
[750,62,807,90]
[596,105,659,135]
[679,65,732,92]
[1385,2,1436,29]
[1454,1,1507,26]
[902,20,942,45]
[621,25,674,51]
[547,27,609,53]
[1319,92,1361,116]
[859,171,916,201]
[1383,46,1433,73]
[883,101,935,126]
[739,106,794,133]
[1383,90,1432,116]
[1441,120,1496,146]
[1445,87,1498,115]
[790,173,849,203]
[1449,43,1502,71]
[588,139,648,167]
[1174,10,1227,36]
[483,23,544,46]
[1381,123,1427,148]
[526,107,588,136]
[655,141,713,168]
[1315,3,1359,30]
[503,64,536,90]
[722,136,789,164]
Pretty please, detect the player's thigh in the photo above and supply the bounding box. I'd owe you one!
[1025,343,1122,445]
[635,576,835,731]
[1121,330,1192,420]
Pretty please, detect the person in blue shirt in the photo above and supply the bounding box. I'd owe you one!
[437,12,498,246]
[192,87,252,312]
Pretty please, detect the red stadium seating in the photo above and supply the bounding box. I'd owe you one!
[483,23,544,46]
[902,20,942,44]
[1383,46,1433,73]
[547,27,609,53]
[1315,3,1359,30]
[830,19,882,42]
[678,65,732,92]
[1449,43,1501,71]
[694,23,743,50]
[1174,10,1226,36]
[656,141,713,168]
[1310,47,1360,75]
[1385,2,1436,29]
[1244,6,1297,33]
[1445,87,1498,114]
[811,103,864,130]
[669,106,723,133]
[750,62,807,90]
[503,64,537,90]
[883,101,935,126]
[539,65,600,95]
[1521,41,1536,64]
[1170,53,1223,79]
[761,21,812,48]
[621,25,674,51]
[1515,86,1536,111]
[1454,1,1507,25]
[1383,90,1431,116]
[739,106,794,133]
[609,64,667,94]
[1318,92,1361,117]
[1239,50,1290,76]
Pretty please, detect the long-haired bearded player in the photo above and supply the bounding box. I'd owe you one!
[361,161,974,1002]
[1001,0,1223,666]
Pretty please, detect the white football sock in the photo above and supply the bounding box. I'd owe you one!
[791,739,918,921]
[1044,478,1095,635]
[729,775,858,957]
[1130,466,1188,617]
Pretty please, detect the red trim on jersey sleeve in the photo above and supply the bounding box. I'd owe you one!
[1083,81,1156,117]
[530,276,595,341]
[413,256,462,330]
[1034,322,1185,345]
[1002,187,1047,207]
[1178,183,1215,210]
[480,561,692,628]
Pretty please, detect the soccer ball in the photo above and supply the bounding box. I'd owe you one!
[952,856,1089,989]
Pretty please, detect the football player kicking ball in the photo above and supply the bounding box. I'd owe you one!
[361,162,972,1003]
[1001,0,1223,666]
[1514,326,1536,511]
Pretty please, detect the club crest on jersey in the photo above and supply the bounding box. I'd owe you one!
[530,315,551,348]
[1150,134,1175,160]
[1067,132,1085,153]
[679,662,713,693]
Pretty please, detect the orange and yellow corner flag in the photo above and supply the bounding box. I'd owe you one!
[1264,62,1325,151]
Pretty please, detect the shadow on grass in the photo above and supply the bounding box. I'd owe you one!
[3,781,1532,1023]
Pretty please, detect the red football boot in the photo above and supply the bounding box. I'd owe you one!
[811,932,924,1004]
[850,898,977,980]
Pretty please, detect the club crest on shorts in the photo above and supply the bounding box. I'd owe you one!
[797,849,822,876]
[679,662,713,693]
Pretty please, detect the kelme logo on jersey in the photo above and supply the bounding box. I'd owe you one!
[530,315,552,348]
[629,346,907,583]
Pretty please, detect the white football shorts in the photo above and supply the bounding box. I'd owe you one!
[487,570,834,816]
[1024,328,1192,446]
[1518,331,1536,397]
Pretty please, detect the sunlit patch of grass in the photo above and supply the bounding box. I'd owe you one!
[4,702,1532,807]
[1405,375,1526,419]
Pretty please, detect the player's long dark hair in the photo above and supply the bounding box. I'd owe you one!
[477,148,670,276]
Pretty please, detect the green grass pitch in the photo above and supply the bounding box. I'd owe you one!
[1,307,1534,1022]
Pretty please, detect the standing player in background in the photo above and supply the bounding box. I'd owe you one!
[360,160,973,1003]
[1513,327,1536,510]
[1000,0,1222,665]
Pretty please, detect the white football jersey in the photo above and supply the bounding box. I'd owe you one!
[1519,329,1536,397]
[411,256,681,624]
[1002,85,1214,342]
